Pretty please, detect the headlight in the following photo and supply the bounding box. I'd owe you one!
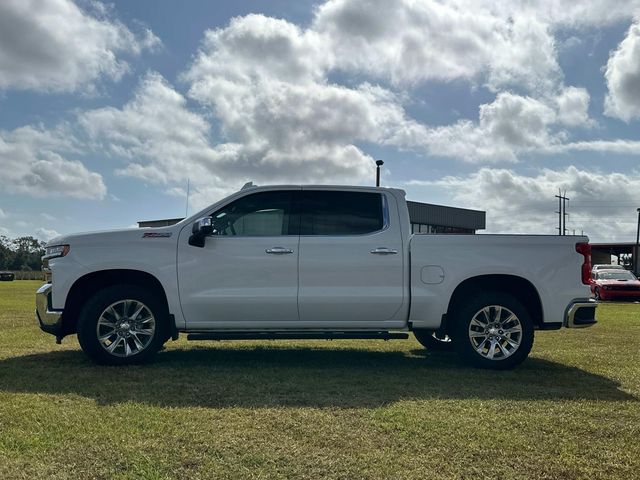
[44,244,70,259]
[602,285,610,290]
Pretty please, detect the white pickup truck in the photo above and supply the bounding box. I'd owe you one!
[36,184,596,369]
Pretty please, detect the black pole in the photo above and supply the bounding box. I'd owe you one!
[635,208,640,275]
[555,191,562,235]
[375,160,384,186]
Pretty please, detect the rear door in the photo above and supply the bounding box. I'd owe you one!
[297,189,405,328]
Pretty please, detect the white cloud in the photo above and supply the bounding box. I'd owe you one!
[35,227,60,242]
[80,72,216,185]
[313,0,562,92]
[505,0,640,28]
[412,92,559,162]
[550,139,640,154]
[410,166,640,241]
[23,0,630,212]
[0,125,106,199]
[555,86,592,127]
[0,0,160,93]
[604,19,640,122]
[82,71,399,209]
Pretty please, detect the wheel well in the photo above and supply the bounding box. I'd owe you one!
[61,269,169,336]
[445,274,543,333]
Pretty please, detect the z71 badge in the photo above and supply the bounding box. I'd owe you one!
[142,232,172,238]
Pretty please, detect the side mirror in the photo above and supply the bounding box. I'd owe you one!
[188,217,214,247]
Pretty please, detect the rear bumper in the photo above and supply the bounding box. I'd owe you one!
[35,283,63,336]
[564,299,597,328]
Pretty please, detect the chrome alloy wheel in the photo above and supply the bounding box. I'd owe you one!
[96,299,156,357]
[468,305,523,361]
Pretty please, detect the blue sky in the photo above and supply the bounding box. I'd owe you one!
[2,0,640,242]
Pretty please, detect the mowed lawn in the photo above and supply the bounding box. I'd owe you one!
[1,281,639,480]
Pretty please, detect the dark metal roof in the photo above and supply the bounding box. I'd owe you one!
[407,201,486,230]
[591,242,637,254]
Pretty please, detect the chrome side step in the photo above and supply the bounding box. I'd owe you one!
[186,331,409,341]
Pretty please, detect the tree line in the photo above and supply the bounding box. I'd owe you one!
[0,236,46,271]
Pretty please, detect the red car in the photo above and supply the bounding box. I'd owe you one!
[591,269,640,301]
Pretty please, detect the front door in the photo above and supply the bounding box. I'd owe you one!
[177,189,300,330]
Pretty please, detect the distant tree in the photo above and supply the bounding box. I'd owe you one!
[0,235,46,271]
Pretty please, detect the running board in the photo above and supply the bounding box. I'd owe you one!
[186,331,409,341]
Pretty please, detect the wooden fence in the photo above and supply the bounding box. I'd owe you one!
[7,271,45,281]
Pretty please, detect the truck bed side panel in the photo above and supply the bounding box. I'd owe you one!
[409,234,591,329]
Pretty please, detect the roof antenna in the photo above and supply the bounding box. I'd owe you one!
[185,178,190,217]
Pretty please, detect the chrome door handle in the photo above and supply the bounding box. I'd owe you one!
[266,247,294,254]
[370,247,398,255]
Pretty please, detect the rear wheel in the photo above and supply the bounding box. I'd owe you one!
[452,292,534,370]
[413,329,453,351]
[77,285,169,365]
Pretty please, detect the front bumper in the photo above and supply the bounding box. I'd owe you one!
[564,299,597,328]
[599,289,640,301]
[35,283,63,337]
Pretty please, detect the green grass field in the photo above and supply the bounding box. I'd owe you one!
[1,280,639,479]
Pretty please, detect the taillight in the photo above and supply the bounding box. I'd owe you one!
[576,243,591,285]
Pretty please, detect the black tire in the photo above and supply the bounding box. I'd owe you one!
[77,284,169,365]
[413,329,454,351]
[452,291,534,370]
[594,289,601,302]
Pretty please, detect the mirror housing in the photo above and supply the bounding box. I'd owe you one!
[188,217,214,247]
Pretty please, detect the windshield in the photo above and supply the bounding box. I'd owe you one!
[597,271,637,280]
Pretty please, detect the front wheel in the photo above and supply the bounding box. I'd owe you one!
[77,285,169,365]
[452,292,534,370]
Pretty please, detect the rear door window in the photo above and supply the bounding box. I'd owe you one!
[300,191,384,235]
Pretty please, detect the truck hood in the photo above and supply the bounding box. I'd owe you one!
[46,226,178,248]
[595,279,640,286]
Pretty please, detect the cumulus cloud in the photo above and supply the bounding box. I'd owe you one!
[0,125,106,199]
[80,72,216,185]
[555,86,592,127]
[35,227,60,242]
[75,3,639,204]
[504,0,640,28]
[410,166,640,241]
[0,0,160,93]
[412,92,562,162]
[82,71,420,208]
[604,19,640,121]
[313,0,562,92]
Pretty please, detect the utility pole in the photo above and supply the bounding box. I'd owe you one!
[185,178,190,217]
[635,208,640,275]
[563,191,570,235]
[555,190,569,235]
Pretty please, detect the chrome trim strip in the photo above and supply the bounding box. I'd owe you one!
[35,283,62,327]
[564,300,597,328]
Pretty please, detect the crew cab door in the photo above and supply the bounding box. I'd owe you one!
[177,189,300,329]
[297,189,406,328]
